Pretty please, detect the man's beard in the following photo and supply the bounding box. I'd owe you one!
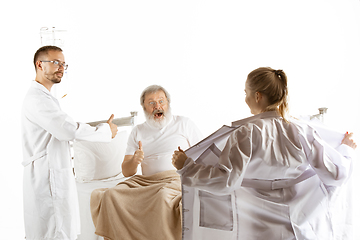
[145,107,172,129]
[45,71,63,84]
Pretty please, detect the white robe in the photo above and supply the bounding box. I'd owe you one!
[178,111,353,240]
[21,81,112,240]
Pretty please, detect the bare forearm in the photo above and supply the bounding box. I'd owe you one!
[123,142,144,177]
[122,155,139,177]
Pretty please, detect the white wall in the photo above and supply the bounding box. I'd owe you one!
[1,0,359,239]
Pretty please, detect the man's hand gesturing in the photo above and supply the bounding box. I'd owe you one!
[132,141,144,165]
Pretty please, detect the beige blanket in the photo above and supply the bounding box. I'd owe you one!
[90,170,182,240]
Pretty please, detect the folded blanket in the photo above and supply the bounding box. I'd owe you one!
[90,170,182,240]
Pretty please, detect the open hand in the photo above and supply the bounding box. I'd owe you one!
[342,132,357,149]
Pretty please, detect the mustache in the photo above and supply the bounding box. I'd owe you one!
[152,109,165,116]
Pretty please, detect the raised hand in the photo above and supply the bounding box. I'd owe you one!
[172,146,188,170]
[132,141,144,165]
[107,114,118,139]
[342,132,357,149]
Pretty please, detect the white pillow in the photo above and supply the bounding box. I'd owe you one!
[73,128,129,182]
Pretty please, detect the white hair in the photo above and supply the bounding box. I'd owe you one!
[140,85,171,110]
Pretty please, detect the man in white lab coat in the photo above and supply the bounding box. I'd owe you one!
[21,45,118,240]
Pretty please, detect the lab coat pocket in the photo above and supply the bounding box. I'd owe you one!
[49,168,74,199]
[199,190,233,231]
[26,153,51,200]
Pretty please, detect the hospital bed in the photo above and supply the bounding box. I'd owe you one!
[72,112,138,240]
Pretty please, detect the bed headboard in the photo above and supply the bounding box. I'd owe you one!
[310,107,327,122]
[86,111,138,127]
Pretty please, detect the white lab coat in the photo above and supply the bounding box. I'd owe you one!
[178,111,353,240]
[21,81,112,240]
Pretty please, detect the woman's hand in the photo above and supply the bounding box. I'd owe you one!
[342,132,357,149]
[172,147,188,170]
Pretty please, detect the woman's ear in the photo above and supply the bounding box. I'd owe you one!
[255,92,262,103]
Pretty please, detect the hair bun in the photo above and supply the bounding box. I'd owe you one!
[274,69,283,76]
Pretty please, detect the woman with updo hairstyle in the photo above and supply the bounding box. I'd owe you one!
[172,67,356,240]
[245,67,288,120]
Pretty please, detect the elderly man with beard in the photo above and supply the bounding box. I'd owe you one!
[90,85,202,240]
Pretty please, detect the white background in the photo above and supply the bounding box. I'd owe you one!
[1,0,359,239]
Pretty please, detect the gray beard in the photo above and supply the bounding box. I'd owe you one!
[145,108,172,129]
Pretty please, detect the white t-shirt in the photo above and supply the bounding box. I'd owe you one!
[125,115,202,176]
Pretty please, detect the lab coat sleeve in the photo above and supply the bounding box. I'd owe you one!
[303,129,353,187]
[75,122,112,142]
[24,94,111,142]
[178,125,252,195]
[335,144,354,159]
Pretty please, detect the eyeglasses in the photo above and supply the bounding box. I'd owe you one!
[41,60,68,70]
[147,100,166,107]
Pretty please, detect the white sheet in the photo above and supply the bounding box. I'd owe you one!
[76,176,128,240]
[73,117,137,240]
